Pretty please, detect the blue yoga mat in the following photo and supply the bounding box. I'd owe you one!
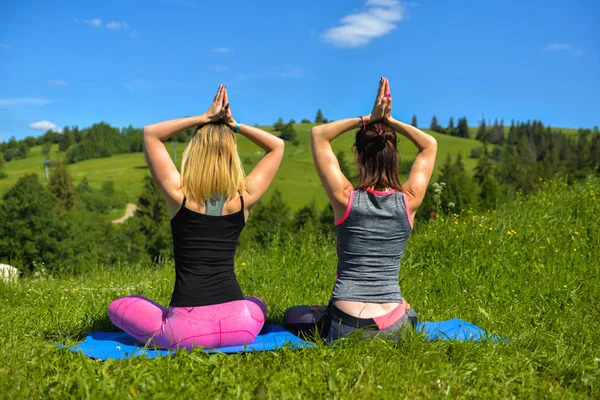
[66,324,311,360]
[417,318,498,341]
[65,319,498,360]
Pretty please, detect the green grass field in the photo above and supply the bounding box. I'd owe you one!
[1,177,598,398]
[1,123,488,211]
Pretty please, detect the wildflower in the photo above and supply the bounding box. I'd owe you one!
[574,232,580,235]
[241,262,247,266]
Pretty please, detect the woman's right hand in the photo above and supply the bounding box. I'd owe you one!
[221,87,238,131]
[367,77,387,123]
[204,84,226,122]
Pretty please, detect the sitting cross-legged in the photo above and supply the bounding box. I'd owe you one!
[284,78,437,342]
[108,85,284,350]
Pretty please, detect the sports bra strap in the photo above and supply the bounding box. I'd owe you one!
[205,195,226,216]
[180,194,244,216]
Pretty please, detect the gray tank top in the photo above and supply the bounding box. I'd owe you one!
[331,189,413,303]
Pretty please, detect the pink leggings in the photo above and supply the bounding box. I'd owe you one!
[107,295,266,350]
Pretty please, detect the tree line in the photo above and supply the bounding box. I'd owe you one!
[0,107,331,169]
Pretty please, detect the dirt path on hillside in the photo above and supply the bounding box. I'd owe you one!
[112,203,137,224]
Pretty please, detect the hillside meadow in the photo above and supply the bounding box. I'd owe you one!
[0,177,598,398]
[2,123,488,210]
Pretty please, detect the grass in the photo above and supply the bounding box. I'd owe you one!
[1,177,598,398]
[1,123,488,210]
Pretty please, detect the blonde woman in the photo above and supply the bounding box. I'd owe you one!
[108,85,284,350]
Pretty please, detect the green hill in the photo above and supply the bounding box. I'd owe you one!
[1,123,490,210]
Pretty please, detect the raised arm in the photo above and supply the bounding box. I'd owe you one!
[221,88,284,209]
[382,79,437,218]
[311,78,388,217]
[143,85,227,212]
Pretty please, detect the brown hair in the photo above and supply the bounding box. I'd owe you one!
[354,121,403,192]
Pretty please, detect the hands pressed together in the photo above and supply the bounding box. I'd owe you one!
[204,84,237,131]
[366,77,393,125]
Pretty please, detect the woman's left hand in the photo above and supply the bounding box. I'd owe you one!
[204,84,227,122]
[221,87,237,130]
[367,77,387,122]
[383,78,393,122]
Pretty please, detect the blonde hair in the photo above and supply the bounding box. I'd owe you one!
[180,123,245,205]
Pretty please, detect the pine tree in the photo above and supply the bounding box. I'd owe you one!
[473,145,500,211]
[244,188,291,246]
[294,198,319,229]
[47,161,76,212]
[315,109,325,124]
[476,119,488,142]
[430,116,444,133]
[76,176,91,193]
[488,118,504,144]
[438,153,476,212]
[134,176,171,260]
[58,127,75,152]
[411,115,418,128]
[0,174,64,270]
[447,117,455,136]
[457,117,469,138]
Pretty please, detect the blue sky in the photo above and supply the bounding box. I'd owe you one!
[1,0,599,140]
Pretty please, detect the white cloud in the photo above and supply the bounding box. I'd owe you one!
[544,43,571,51]
[84,18,103,28]
[324,0,404,48]
[0,98,52,108]
[29,121,62,133]
[106,21,129,30]
[48,80,68,86]
[214,47,230,53]
[544,43,584,56]
[0,44,11,50]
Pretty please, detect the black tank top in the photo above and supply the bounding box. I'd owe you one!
[169,196,245,307]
